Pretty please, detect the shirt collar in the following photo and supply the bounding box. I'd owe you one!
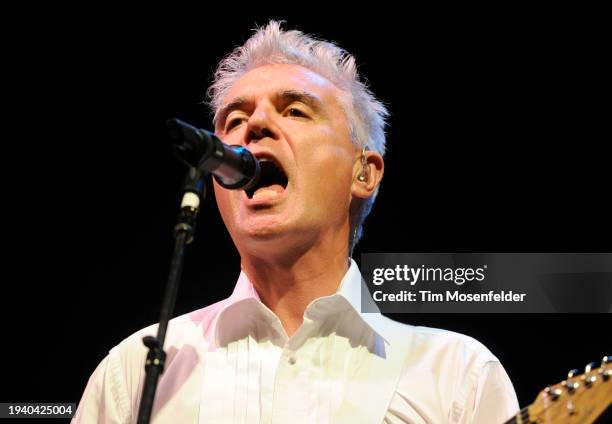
[213,258,389,346]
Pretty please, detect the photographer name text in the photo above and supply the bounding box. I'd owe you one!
[372,290,526,303]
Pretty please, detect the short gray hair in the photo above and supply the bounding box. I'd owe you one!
[207,21,389,252]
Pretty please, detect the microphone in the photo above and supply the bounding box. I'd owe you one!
[166,118,260,190]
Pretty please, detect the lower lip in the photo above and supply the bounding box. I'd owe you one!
[243,184,289,207]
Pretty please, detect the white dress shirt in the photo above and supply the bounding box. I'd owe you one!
[74,259,519,424]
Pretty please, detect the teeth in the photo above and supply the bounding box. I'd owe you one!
[252,187,281,201]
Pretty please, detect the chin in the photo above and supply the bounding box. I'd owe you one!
[240,215,290,241]
[236,218,313,256]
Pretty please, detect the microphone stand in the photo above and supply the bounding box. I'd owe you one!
[136,166,206,424]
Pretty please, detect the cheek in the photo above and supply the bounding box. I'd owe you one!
[309,126,354,174]
[317,147,353,177]
[300,134,355,200]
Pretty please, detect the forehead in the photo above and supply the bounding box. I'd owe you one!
[222,64,344,108]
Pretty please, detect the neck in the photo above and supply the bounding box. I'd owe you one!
[239,231,350,337]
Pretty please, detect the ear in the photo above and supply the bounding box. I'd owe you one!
[351,149,384,199]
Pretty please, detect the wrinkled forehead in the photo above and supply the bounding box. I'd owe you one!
[220,64,347,114]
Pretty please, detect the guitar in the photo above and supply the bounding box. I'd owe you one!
[505,355,611,424]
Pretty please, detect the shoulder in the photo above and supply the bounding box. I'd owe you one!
[373,315,503,401]
[73,299,230,423]
[374,315,498,364]
[376,316,518,423]
[113,298,229,359]
[105,298,229,383]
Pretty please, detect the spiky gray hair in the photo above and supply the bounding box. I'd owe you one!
[207,21,389,252]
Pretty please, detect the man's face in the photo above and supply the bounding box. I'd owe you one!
[213,64,358,253]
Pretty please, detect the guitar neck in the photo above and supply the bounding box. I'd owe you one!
[503,360,611,424]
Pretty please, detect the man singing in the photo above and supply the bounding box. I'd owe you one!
[74,21,519,423]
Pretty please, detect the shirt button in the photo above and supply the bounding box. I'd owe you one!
[288,356,296,365]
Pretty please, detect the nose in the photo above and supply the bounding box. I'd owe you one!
[245,106,277,144]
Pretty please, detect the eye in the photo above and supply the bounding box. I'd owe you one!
[225,117,246,132]
[286,107,308,118]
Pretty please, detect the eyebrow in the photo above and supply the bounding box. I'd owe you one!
[276,89,324,113]
[215,96,249,130]
[215,89,326,130]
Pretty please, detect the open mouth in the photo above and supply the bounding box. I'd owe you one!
[245,158,289,200]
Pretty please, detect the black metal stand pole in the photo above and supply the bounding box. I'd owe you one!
[137,167,205,424]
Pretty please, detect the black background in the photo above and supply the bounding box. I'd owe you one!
[1,4,609,418]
